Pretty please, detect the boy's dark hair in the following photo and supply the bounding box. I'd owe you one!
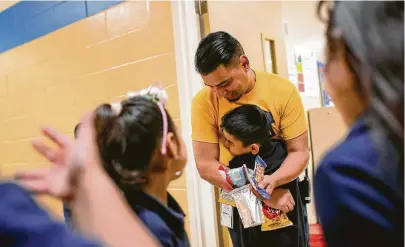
[221,105,270,146]
[74,124,80,139]
[194,31,245,75]
[94,97,176,191]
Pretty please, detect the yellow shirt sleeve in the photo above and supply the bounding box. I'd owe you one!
[280,87,308,140]
[191,90,219,143]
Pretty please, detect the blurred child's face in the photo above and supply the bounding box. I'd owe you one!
[223,130,259,156]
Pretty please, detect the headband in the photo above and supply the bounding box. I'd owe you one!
[110,83,169,154]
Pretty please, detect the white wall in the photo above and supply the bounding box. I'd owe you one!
[282,0,325,111]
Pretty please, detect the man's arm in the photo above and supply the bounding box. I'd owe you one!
[259,132,309,195]
[191,91,232,190]
[193,141,232,190]
[259,85,309,194]
[268,132,309,188]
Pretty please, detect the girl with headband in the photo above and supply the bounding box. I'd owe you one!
[92,85,189,247]
[14,84,190,247]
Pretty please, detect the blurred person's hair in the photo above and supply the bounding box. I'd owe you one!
[194,31,245,75]
[317,1,404,192]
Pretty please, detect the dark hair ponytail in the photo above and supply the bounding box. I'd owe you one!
[94,97,176,191]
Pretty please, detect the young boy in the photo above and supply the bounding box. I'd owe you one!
[221,104,308,247]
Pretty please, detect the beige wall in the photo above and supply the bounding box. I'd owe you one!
[0,1,18,12]
[207,1,288,78]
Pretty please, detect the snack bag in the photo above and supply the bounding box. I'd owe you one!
[261,203,293,231]
[227,167,247,188]
[218,166,247,206]
[243,156,293,231]
[243,156,270,200]
[232,185,264,228]
[218,189,236,207]
[218,166,247,188]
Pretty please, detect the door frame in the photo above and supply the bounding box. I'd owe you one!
[171,2,219,247]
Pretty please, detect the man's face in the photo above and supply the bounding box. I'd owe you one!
[201,56,250,102]
[223,130,254,156]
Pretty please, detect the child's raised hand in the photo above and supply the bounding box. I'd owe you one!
[15,112,101,199]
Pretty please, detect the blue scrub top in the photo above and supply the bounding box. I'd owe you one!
[314,117,404,247]
[63,187,190,247]
[0,182,102,247]
[125,190,190,247]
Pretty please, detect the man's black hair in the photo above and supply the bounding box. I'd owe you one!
[194,31,245,75]
[221,105,270,146]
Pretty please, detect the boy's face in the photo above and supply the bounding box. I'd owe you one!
[223,130,259,156]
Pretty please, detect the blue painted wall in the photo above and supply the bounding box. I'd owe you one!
[0,1,123,53]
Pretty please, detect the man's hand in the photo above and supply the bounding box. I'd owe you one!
[218,164,233,192]
[263,188,295,214]
[193,141,233,190]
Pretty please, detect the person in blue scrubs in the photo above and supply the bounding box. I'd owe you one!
[0,182,101,247]
[314,1,403,247]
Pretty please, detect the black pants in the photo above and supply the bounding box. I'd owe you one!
[228,207,307,247]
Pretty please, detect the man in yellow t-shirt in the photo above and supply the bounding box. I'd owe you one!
[191,31,309,247]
